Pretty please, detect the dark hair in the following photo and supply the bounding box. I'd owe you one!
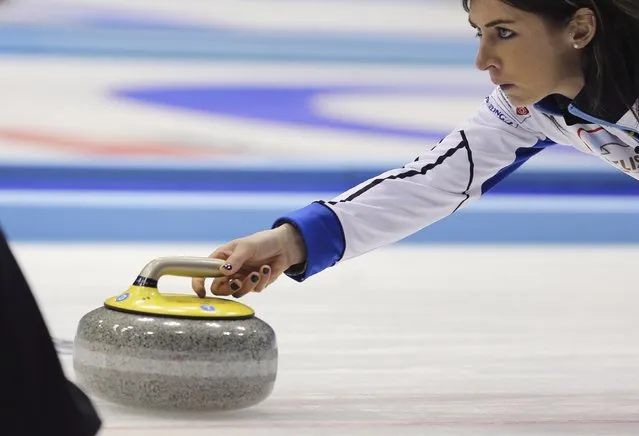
[462,0,639,121]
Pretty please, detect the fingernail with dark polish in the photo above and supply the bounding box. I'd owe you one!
[251,274,259,283]
[230,281,240,291]
[262,266,270,274]
[222,264,233,271]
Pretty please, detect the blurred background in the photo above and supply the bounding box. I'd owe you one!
[0,0,637,245]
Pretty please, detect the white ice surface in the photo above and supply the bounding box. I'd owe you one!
[9,243,639,435]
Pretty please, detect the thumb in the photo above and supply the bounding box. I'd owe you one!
[217,241,255,276]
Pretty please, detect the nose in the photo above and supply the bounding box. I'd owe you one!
[475,39,498,72]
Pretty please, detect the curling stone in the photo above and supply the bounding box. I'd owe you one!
[73,256,277,411]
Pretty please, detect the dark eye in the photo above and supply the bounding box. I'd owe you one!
[497,28,515,39]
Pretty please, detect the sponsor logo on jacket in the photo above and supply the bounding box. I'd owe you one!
[485,97,515,127]
[578,127,639,173]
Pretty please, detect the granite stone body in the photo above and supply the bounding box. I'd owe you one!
[73,307,278,411]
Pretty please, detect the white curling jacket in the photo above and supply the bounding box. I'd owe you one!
[273,86,639,281]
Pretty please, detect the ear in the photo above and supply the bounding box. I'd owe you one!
[566,8,597,50]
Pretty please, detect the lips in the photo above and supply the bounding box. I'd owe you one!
[490,77,514,89]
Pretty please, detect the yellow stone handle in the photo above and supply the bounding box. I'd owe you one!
[105,256,255,317]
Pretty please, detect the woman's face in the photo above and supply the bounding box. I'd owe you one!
[469,0,585,107]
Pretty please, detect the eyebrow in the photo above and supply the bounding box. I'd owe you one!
[468,18,516,29]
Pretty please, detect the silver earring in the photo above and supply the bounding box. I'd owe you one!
[568,33,578,49]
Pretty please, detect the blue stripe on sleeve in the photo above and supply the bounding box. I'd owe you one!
[272,201,346,282]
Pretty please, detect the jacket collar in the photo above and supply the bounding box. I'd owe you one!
[533,64,639,134]
[534,95,639,134]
